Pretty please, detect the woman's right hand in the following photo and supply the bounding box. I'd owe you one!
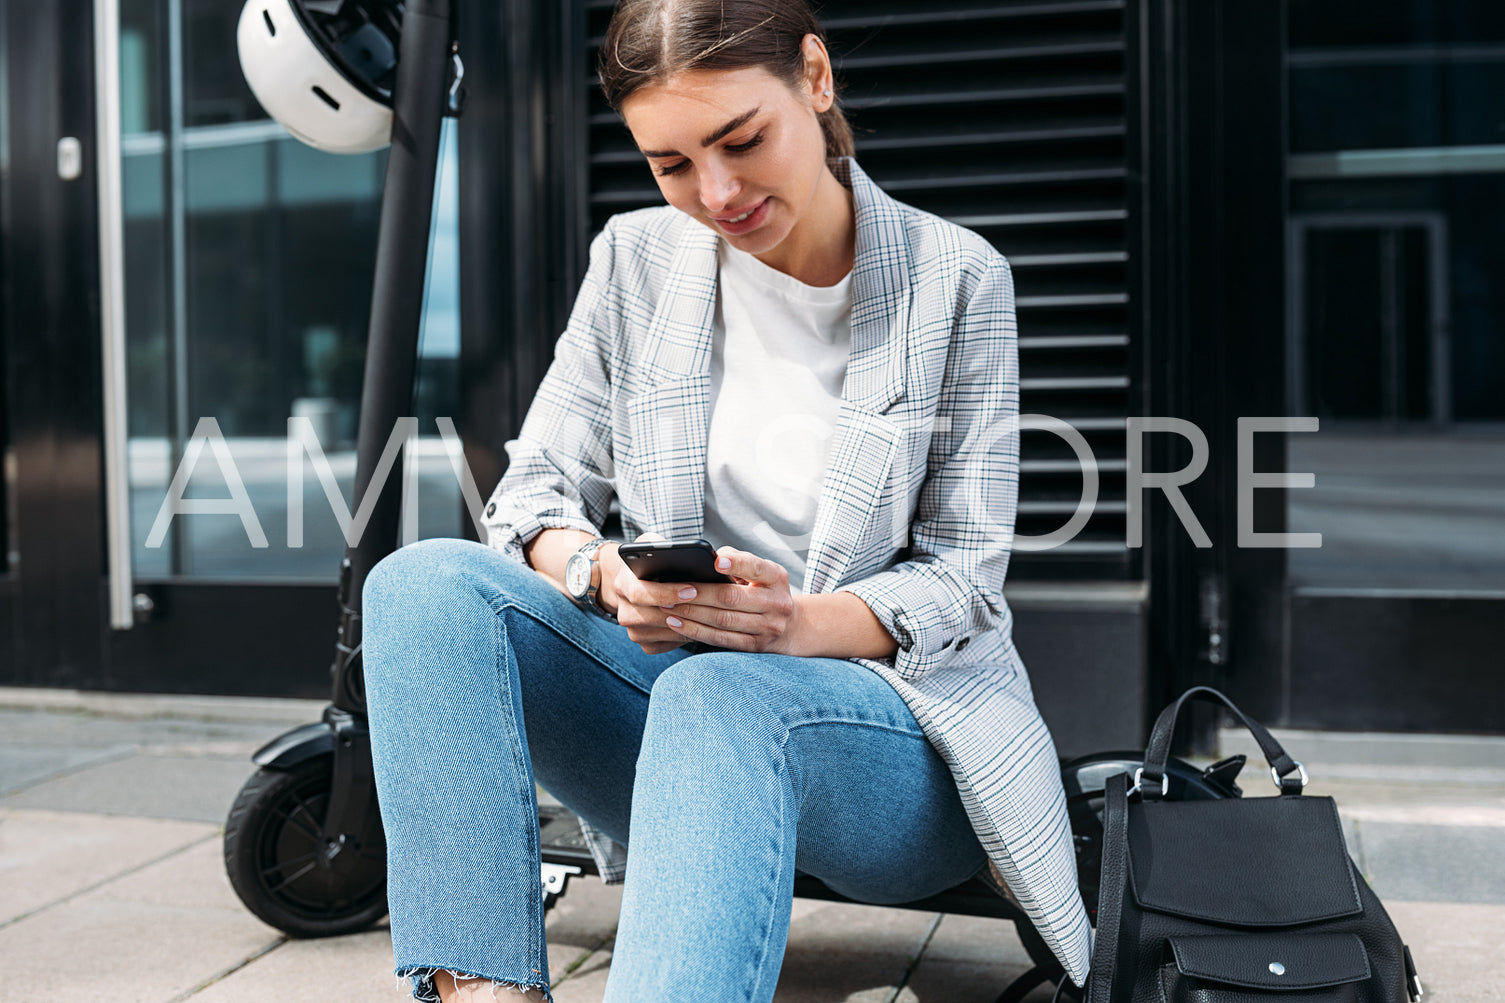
[599,534,691,654]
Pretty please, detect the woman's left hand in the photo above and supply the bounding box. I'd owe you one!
[655,547,801,654]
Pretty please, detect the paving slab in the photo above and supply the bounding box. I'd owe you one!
[547,941,912,1003]
[915,912,1033,967]
[0,838,281,1003]
[777,901,935,1001]
[0,706,296,755]
[784,899,937,959]
[475,896,935,1002]
[893,914,1047,1003]
[1220,726,1505,773]
[1388,900,1505,1002]
[0,752,256,823]
[0,808,216,926]
[2,692,1499,1002]
[185,924,395,1003]
[0,744,135,795]
[0,687,326,725]
[1357,822,1505,904]
[771,946,905,1003]
[548,947,614,1003]
[200,872,625,1002]
[895,959,1056,1003]
[542,877,623,982]
[1314,776,1505,815]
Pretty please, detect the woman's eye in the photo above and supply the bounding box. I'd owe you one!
[651,133,761,177]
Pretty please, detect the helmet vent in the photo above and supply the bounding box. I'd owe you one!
[261,8,275,36]
[311,85,341,111]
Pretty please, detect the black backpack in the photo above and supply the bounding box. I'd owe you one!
[1086,687,1423,1003]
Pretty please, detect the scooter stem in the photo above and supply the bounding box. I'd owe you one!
[330,0,454,716]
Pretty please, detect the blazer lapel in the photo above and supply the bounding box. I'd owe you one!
[839,160,910,414]
[804,160,913,592]
[624,222,719,540]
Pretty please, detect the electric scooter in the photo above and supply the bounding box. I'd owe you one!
[219,3,1241,999]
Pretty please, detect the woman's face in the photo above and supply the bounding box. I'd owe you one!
[619,48,833,259]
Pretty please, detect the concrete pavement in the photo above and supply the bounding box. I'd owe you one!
[2,686,1502,1002]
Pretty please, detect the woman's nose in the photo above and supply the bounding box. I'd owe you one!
[699,162,741,213]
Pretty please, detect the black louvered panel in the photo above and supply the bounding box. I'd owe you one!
[580,0,1133,579]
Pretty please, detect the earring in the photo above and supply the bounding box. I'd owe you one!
[823,89,832,96]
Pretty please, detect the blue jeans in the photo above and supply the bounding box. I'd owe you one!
[363,538,987,1003]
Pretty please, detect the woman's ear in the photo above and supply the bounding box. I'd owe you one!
[802,33,834,112]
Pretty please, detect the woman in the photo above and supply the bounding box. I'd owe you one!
[362,0,1092,1000]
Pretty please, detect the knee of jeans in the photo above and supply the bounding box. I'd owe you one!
[365,538,468,606]
[643,653,787,741]
[365,537,527,618]
[362,541,496,679]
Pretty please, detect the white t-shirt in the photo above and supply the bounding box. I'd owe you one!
[702,238,853,593]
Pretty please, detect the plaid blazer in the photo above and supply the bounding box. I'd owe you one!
[481,158,1092,983]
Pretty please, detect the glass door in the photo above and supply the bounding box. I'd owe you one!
[1278,0,1505,733]
[105,0,469,694]
[0,0,466,696]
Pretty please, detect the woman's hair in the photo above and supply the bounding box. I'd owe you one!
[598,0,855,161]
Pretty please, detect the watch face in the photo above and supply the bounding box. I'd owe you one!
[565,552,591,597]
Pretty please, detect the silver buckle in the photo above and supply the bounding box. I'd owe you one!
[1270,760,1309,791]
[1129,767,1168,798]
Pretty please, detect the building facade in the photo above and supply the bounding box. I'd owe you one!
[1,0,1501,749]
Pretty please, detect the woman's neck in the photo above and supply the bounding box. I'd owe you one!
[754,166,855,288]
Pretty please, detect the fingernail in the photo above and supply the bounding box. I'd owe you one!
[678,587,697,600]
[666,616,683,628]
[716,557,731,570]
[659,605,675,611]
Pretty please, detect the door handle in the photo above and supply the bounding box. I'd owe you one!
[95,0,134,629]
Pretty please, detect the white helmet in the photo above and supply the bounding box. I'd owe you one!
[237,0,400,154]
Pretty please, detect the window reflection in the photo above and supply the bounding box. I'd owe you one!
[1286,0,1505,592]
[123,1,463,580]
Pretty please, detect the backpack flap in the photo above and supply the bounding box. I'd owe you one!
[1167,933,1371,991]
[1128,795,1363,925]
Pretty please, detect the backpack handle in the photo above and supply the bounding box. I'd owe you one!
[1139,685,1306,799]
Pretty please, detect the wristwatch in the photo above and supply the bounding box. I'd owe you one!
[565,538,616,622]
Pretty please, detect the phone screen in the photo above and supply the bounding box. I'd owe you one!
[618,539,734,583]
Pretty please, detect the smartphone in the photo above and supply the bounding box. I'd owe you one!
[618,539,734,584]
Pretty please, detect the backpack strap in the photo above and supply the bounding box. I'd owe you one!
[1086,770,1130,1003]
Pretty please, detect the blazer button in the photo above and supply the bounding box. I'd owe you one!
[894,620,914,652]
[485,502,496,518]
[955,637,970,652]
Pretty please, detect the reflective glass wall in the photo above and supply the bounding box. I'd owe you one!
[1286,2,1505,592]
[119,0,462,580]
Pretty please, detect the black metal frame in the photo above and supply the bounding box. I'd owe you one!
[1136,0,1288,746]
[454,0,585,525]
[0,0,109,688]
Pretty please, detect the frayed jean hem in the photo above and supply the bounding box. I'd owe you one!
[397,966,552,1003]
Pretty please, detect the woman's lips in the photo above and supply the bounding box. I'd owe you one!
[712,198,770,236]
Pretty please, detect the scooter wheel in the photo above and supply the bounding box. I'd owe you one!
[223,755,388,938]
